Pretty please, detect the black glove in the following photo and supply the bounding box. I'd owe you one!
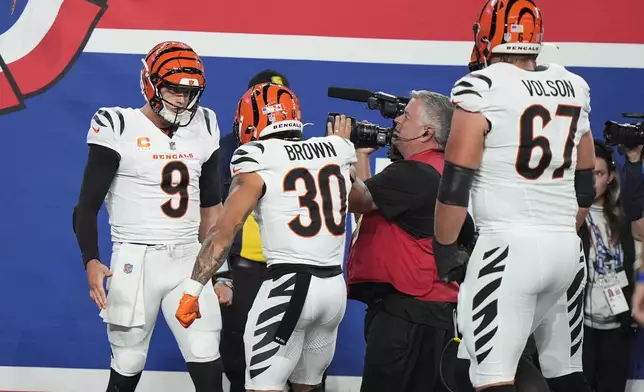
[433,238,469,284]
[617,312,638,338]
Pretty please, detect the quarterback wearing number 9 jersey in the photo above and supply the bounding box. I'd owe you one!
[72,41,229,392]
[433,1,595,392]
[176,82,356,392]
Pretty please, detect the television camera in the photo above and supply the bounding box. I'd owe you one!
[603,113,644,153]
[326,87,409,161]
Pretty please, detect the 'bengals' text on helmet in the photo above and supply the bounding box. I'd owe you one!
[469,0,544,71]
[233,83,303,145]
[140,41,206,127]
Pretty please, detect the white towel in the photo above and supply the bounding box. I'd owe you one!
[100,243,147,328]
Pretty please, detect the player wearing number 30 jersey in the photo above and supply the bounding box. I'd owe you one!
[176,82,356,392]
[73,41,228,392]
[433,1,595,392]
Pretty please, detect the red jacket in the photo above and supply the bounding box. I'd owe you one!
[346,150,459,303]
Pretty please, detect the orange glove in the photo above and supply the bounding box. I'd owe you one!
[176,279,205,328]
[176,293,201,328]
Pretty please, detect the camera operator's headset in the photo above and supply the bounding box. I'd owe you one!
[394,129,431,142]
[387,130,432,161]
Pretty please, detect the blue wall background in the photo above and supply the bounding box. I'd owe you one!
[0,52,644,377]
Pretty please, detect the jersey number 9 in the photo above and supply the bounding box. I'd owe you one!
[515,104,582,180]
[283,164,347,238]
[160,161,190,218]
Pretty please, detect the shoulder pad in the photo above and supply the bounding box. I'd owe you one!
[87,107,125,152]
[230,141,268,176]
[450,71,494,113]
[330,135,357,166]
[199,107,221,156]
[199,107,220,138]
[568,72,592,133]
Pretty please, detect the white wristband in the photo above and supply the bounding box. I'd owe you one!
[184,279,204,297]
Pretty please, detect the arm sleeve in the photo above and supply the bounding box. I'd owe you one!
[450,71,494,114]
[364,160,440,220]
[74,144,120,267]
[74,108,122,267]
[200,149,222,207]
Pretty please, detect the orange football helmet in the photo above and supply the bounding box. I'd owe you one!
[233,82,303,144]
[469,0,544,71]
[140,41,206,126]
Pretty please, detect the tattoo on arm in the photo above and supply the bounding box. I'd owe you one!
[190,175,255,285]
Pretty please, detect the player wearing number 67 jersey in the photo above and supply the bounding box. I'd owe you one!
[433,1,595,392]
[72,41,230,392]
[176,82,356,392]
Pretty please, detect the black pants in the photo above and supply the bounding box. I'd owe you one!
[220,255,268,392]
[582,325,633,392]
[360,306,458,392]
[219,255,328,391]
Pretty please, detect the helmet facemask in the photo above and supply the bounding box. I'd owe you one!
[153,81,204,127]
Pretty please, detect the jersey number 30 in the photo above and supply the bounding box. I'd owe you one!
[516,104,582,180]
[161,161,190,218]
[283,164,347,238]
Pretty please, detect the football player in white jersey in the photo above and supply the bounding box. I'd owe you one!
[176,82,356,392]
[432,1,596,392]
[72,41,230,392]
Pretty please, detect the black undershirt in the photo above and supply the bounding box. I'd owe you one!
[364,159,441,239]
[73,144,222,268]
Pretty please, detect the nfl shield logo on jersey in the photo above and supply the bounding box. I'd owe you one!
[123,263,133,274]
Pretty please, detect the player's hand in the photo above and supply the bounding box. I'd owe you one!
[176,293,201,328]
[327,114,352,140]
[631,282,644,325]
[432,239,469,284]
[214,282,233,306]
[86,259,112,310]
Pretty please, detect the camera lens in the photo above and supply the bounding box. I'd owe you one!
[350,122,393,149]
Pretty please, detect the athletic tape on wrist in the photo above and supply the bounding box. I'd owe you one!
[185,279,204,297]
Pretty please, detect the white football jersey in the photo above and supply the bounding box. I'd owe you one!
[450,62,592,233]
[230,135,357,268]
[86,106,221,243]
